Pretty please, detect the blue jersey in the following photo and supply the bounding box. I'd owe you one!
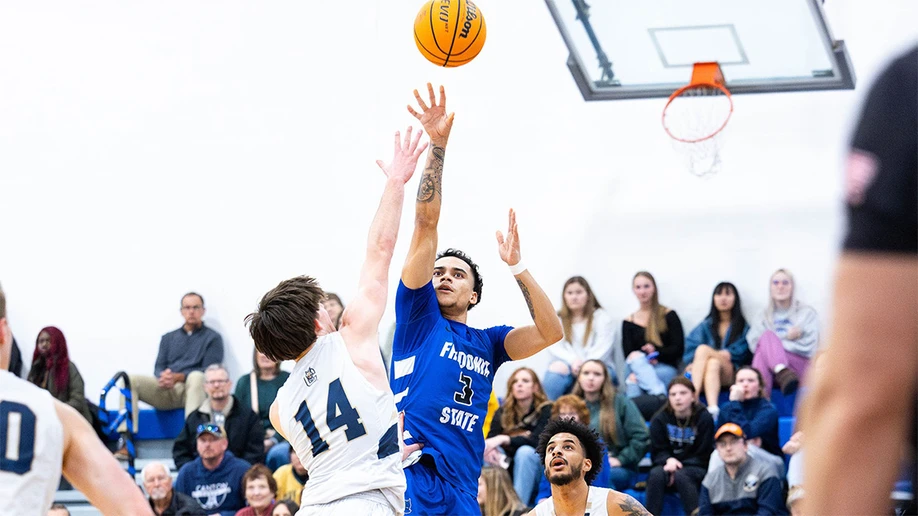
[390,281,512,497]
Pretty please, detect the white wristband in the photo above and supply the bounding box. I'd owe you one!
[508,260,527,276]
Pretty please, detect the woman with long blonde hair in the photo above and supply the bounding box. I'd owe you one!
[543,276,618,400]
[478,466,528,516]
[485,367,553,506]
[621,271,685,398]
[571,359,649,491]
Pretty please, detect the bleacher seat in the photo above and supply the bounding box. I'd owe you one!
[105,408,185,440]
[700,389,797,419]
[623,487,685,515]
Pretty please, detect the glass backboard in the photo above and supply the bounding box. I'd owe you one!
[544,0,855,100]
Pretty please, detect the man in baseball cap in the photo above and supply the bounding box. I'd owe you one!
[174,424,252,515]
[697,423,788,515]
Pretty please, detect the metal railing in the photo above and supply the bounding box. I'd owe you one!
[99,371,137,477]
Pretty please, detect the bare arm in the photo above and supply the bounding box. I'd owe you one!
[341,127,427,389]
[401,83,454,289]
[269,400,288,442]
[609,491,652,515]
[57,401,153,515]
[498,209,563,360]
[800,253,917,515]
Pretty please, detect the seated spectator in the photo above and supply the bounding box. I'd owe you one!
[698,423,787,515]
[322,293,344,329]
[174,364,265,469]
[543,276,618,400]
[534,394,596,504]
[622,271,684,398]
[683,282,751,419]
[47,504,70,516]
[27,326,92,423]
[141,460,205,515]
[273,446,308,506]
[270,500,298,516]
[478,466,529,516]
[746,269,819,395]
[236,464,277,516]
[175,424,251,516]
[234,349,290,470]
[118,292,223,455]
[571,359,649,491]
[485,367,553,506]
[647,377,715,516]
[716,366,781,459]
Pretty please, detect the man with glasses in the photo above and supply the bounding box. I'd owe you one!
[175,424,251,516]
[117,292,225,457]
[142,461,204,515]
[172,364,264,469]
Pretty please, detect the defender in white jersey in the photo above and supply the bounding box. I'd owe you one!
[245,126,428,515]
[530,419,650,516]
[0,287,152,515]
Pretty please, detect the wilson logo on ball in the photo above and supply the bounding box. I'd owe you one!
[414,0,487,67]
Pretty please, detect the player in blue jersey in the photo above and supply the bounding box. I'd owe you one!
[391,83,564,515]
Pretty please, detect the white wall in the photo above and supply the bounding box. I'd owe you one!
[0,1,914,402]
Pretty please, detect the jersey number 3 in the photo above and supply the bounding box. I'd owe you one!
[0,401,36,475]
[295,379,367,458]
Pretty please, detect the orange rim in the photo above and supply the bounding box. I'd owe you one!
[662,62,734,144]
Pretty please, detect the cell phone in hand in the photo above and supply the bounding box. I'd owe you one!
[646,351,659,360]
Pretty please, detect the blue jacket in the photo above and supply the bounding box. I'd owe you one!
[683,317,751,370]
[717,397,781,457]
[174,451,251,516]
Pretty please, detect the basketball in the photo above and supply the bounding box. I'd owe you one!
[414,0,487,67]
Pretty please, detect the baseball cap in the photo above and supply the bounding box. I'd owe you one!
[714,423,745,441]
[196,423,225,439]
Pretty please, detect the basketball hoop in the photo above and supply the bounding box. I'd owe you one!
[662,62,733,177]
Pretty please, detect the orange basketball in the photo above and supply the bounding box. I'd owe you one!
[414,0,487,67]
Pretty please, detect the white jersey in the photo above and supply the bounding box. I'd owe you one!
[0,370,64,515]
[275,332,405,514]
[535,485,611,516]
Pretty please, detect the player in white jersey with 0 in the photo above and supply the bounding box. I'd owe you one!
[0,286,152,515]
[245,126,428,516]
[531,419,650,516]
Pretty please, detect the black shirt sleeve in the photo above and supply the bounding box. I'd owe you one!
[658,311,685,367]
[844,45,918,254]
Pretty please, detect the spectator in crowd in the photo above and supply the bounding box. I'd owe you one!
[698,423,787,515]
[783,431,804,489]
[27,326,93,423]
[622,272,684,399]
[272,446,308,506]
[478,466,529,516]
[234,348,290,470]
[141,461,205,515]
[175,424,251,516]
[647,377,715,516]
[47,504,70,516]
[746,269,819,395]
[270,500,298,516]
[716,366,781,459]
[174,364,265,469]
[571,359,649,491]
[118,292,224,456]
[486,367,553,506]
[543,276,619,400]
[235,464,277,516]
[322,293,344,329]
[534,395,596,504]
[683,282,751,419]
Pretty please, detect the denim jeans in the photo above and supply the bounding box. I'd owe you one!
[543,363,619,401]
[512,445,542,506]
[625,355,678,397]
[266,441,291,471]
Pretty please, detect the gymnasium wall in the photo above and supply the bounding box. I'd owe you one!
[0,1,914,401]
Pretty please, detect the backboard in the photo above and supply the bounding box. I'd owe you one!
[544,0,856,100]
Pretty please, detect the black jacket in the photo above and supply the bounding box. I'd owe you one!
[172,395,265,469]
[150,491,206,515]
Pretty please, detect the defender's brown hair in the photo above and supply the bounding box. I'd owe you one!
[246,276,325,362]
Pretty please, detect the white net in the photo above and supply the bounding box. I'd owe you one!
[662,86,733,177]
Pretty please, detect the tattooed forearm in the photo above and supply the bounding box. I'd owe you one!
[516,278,535,319]
[416,145,445,203]
[617,495,652,516]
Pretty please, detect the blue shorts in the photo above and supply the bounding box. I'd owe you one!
[404,460,479,515]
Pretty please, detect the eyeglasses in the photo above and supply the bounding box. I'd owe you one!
[771,280,790,286]
[205,379,229,386]
[181,305,204,312]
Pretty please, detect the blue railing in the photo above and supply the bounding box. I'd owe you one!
[99,371,137,477]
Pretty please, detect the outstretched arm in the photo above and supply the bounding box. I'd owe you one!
[401,83,455,289]
[498,209,564,360]
[58,401,154,515]
[341,127,427,386]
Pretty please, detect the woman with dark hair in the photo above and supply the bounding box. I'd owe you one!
[571,359,649,491]
[622,271,685,398]
[236,464,278,516]
[683,282,752,418]
[270,500,298,516]
[543,276,618,400]
[27,326,92,423]
[646,377,715,516]
[486,367,553,506]
[478,466,529,516]
[235,348,291,470]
